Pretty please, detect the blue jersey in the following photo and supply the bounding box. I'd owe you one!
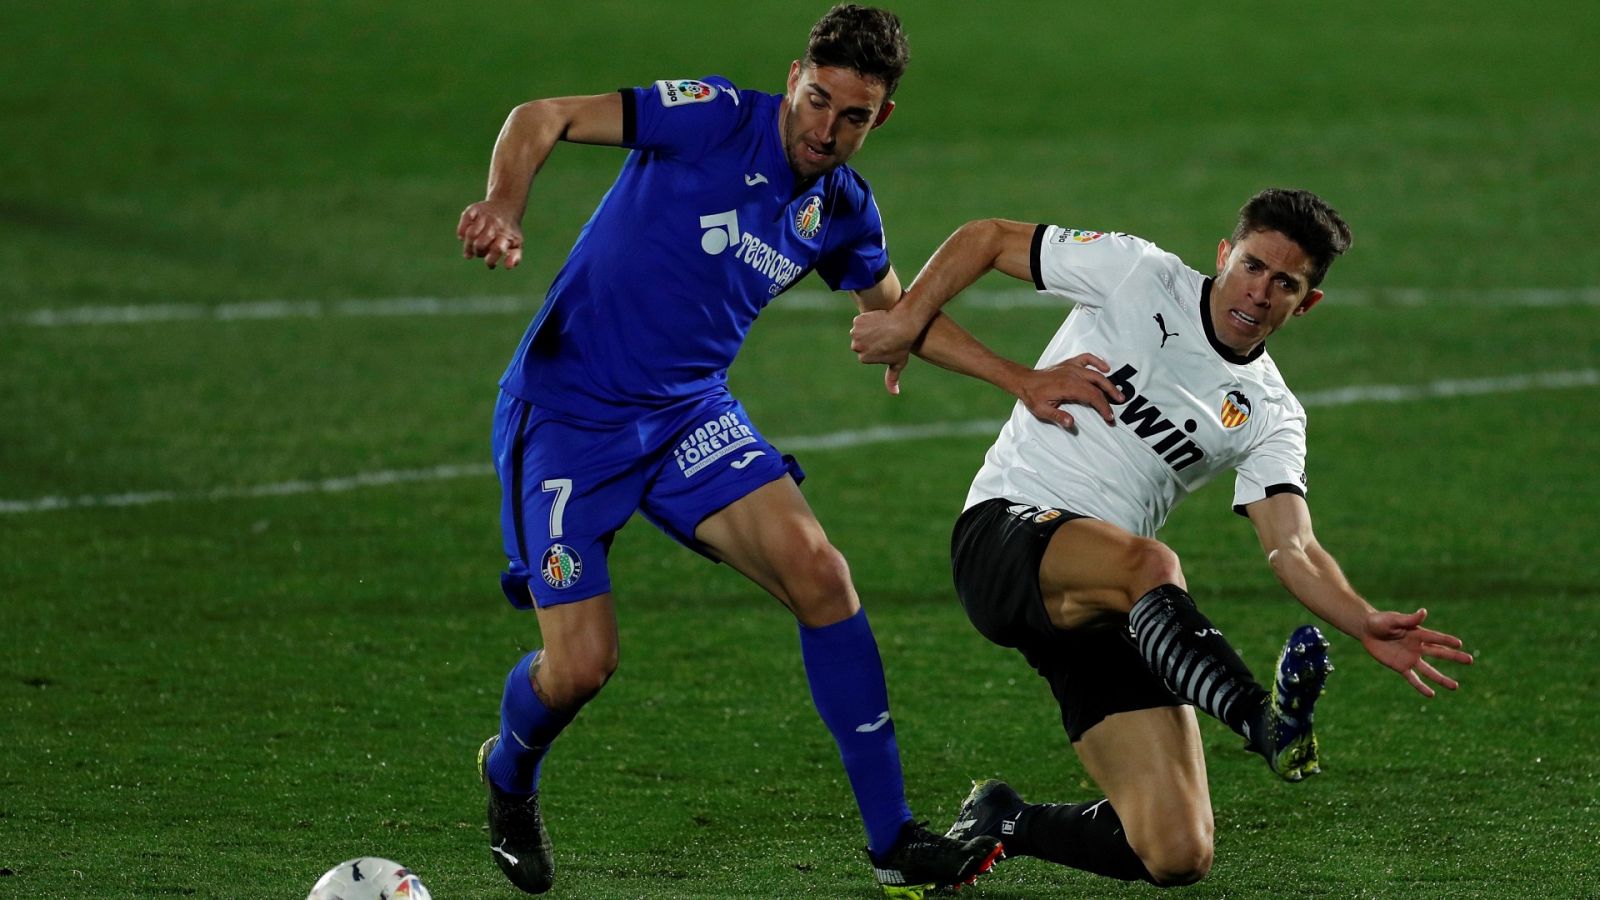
[499,76,892,422]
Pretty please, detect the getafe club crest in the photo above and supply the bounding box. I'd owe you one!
[1220,390,1252,428]
[794,195,823,239]
[540,543,583,589]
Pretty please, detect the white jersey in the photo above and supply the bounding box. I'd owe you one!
[965,225,1309,536]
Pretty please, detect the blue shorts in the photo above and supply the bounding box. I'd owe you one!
[492,389,805,609]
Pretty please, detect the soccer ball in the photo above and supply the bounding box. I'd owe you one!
[306,857,431,900]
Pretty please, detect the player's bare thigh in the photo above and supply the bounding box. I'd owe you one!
[530,592,619,709]
[1037,518,1186,629]
[1074,705,1214,884]
[694,476,860,627]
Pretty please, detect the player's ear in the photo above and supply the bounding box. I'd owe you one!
[1294,288,1325,316]
[872,100,895,129]
[786,60,802,95]
[1215,238,1232,273]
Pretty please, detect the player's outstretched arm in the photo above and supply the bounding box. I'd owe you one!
[1246,492,1474,697]
[457,92,625,269]
[849,219,1120,427]
[850,218,1034,367]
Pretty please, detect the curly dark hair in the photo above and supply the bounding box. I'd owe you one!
[1232,188,1353,288]
[803,5,910,100]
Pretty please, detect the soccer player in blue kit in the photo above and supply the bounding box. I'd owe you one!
[450,6,1112,895]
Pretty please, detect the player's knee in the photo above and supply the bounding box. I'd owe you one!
[540,646,618,709]
[1127,538,1184,600]
[1133,829,1213,886]
[781,542,859,627]
[569,654,617,703]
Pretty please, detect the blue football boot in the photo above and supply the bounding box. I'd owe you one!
[1259,625,1334,781]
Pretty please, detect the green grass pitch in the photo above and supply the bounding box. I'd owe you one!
[2,1,1598,896]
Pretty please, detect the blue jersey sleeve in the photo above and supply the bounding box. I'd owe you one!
[622,75,746,159]
[814,173,892,292]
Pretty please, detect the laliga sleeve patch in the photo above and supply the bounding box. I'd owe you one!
[655,79,719,107]
[1052,228,1107,244]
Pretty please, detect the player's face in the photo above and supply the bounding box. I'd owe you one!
[1210,229,1325,354]
[780,61,893,180]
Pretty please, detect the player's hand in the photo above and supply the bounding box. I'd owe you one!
[1359,607,1473,697]
[457,200,525,269]
[850,309,921,395]
[1016,353,1123,430]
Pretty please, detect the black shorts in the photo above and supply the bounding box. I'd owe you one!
[951,498,1182,741]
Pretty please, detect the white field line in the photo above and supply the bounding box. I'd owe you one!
[2,369,1594,516]
[14,295,531,327]
[779,286,1600,311]
[0,464,495,515]
[10,286,1600,327]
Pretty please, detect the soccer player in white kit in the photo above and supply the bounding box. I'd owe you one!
[849,189,1474,886]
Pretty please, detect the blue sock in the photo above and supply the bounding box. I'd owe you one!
[799,609,913,856]
[487,650,575,795]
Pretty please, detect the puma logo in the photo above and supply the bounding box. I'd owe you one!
[492,840,521,866]
[1154,313,1179,347]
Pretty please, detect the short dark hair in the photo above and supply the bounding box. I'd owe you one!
[803,5,910,101]
[1232,188,1353,288]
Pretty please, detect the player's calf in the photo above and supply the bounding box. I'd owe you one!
[1128,584,1269,738]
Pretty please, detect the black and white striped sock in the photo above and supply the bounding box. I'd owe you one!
[1128,584,1268,743]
